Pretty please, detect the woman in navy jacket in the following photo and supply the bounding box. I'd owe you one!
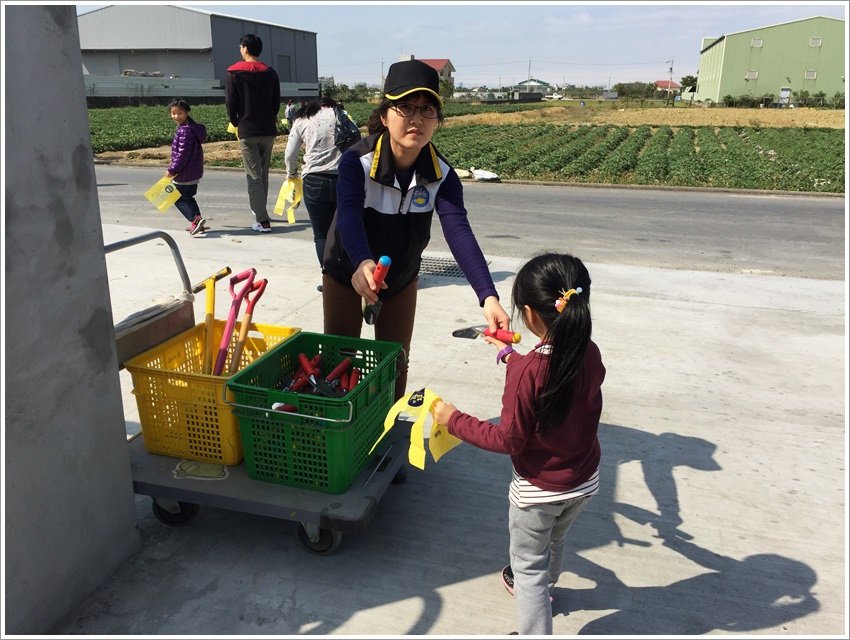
[322,60,510,399]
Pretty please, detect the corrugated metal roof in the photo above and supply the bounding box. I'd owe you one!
[699,15,843,54]
[175,4,316,34]
[78,4,316,50]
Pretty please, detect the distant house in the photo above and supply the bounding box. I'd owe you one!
[399,55,455,88]
[418,58,456,88]
[654,79,682,93]
[515,78,551,93]
[693,15,844,103]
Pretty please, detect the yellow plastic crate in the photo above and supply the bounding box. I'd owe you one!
[124,320,300,465]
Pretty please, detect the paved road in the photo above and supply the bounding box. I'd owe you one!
[52,165,847,635]
[95,165,845,279]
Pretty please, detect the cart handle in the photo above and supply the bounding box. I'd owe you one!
[105,230,192,296]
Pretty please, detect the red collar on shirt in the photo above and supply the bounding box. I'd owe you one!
[227,60,269,72]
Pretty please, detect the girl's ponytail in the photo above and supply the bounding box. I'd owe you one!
[512,253,593,433]
[538,287,591,431]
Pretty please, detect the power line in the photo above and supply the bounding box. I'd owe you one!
[534,59,668,67]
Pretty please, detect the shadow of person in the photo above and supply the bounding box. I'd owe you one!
[601,426,722,542]
[573,536,819,634]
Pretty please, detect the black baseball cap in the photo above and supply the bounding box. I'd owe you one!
[384,59,442,104]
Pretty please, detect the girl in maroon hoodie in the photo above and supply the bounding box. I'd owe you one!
[165,99,207,236]
[433,253,605,635]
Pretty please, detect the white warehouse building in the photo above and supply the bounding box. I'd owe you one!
[77,5,319,101]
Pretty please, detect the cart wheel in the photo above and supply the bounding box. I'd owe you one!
[392,465,408,484]
[297,524,342,555]
[152,500,200,526]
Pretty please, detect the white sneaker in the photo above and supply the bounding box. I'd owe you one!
[251,221,272,233]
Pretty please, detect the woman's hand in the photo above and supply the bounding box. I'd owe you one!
[432,399,457,426]
[483,295,510,334]
[351,259,387,303]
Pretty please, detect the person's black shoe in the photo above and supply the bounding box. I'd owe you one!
[501,565,553,601]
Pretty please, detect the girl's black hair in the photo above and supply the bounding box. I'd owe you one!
[168,99,196,124]
[296,97,339,120]
[366,92,446,135]
[512,253,593,433]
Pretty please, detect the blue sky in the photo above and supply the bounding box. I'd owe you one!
[77,2,847,88]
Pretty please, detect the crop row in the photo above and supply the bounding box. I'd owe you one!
[88,102,556,152]
[433,124,843,193]
[88,104,845,193]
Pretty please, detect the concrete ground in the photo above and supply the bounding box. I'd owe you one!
[53,221,846,635]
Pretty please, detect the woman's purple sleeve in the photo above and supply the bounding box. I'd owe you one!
[436,169,499,305]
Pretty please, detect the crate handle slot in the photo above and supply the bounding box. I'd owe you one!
[222,388,355,424]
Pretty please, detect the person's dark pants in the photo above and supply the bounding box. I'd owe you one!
[322,273,418,401]
[174,183,201,222]
[302,172,338,266]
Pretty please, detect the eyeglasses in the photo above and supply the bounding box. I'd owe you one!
[391,102,439,119]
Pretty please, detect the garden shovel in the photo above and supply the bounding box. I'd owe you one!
[452,326,521,343]
[191,266,232,375]
[363,255,391,325]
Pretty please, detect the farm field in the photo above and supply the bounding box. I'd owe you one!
[90,102,846,193]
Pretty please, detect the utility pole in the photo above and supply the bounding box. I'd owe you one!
[666,59,674,106]
[381,58,384,91]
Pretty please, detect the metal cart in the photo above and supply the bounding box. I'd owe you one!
[107,231,408,554]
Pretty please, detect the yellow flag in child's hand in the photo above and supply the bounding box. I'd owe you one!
[143,176,181,212]
[371,387,461,470]
[227,122,239,139]
[273,177,303,224]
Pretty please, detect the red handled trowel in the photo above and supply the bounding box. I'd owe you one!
[452,326,521,343]
[363,255,391,325]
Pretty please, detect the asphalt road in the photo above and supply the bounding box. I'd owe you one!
[95,165,846,280]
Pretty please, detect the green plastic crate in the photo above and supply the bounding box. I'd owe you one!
[226,332,403,494]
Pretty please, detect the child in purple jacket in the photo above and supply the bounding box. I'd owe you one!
[165,99,207,236]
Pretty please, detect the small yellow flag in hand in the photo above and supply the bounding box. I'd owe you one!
[274,177,303,224]
[372,388,462,469]
[143,176,181,212]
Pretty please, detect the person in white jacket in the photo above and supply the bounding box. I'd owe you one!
[284,98,345,269]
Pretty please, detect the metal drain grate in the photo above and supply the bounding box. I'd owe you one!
[420,255,488,279]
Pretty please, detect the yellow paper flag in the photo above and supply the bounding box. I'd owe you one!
[227,122,239,139]
[273,177,303,224]
[372,388,461,469]
[143,176,181,212]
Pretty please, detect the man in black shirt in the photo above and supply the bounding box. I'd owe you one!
[225,33,280,233]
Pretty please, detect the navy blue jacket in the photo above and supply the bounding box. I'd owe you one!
[324,131,498,304]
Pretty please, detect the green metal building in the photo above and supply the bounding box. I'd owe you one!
[693,16,845,104]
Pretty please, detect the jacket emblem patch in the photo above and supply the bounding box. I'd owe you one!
[411,185,430,208]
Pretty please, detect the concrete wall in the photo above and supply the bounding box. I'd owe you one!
[82,50,216,79]
[4,6,141,634]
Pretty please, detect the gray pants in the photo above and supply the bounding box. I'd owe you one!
[238,136,275,223]
[508,494,593,635]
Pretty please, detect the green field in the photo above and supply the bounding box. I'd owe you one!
[433,123,844,193]
[88,103,845,193]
